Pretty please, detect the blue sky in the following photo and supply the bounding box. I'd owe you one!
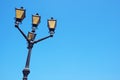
[0,0,120,80]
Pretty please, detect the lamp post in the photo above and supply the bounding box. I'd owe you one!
[15,7,57,80]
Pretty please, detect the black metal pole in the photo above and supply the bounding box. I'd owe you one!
[34,35,52,44]
[15,22,29,43]
[22,42,34,80]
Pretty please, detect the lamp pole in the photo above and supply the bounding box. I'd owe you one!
[15,7,57,80]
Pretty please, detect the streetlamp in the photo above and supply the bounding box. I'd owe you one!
[48,17,57,35]
[15,7,57,80]
[15,7,26,22]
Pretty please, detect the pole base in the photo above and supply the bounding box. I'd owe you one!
[22,68,30,80]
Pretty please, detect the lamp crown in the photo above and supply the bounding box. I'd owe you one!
[36,13,39,15]
[51,17,54,19]
[21,7,24,9]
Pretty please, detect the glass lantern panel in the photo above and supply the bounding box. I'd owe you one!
[16,9,24,19]
[28,33,34,40]
[33,16,40,25]
[48,20,56,29]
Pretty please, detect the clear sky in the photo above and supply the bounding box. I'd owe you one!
[0,0,120,80]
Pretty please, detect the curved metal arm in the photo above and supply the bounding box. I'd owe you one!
[33,35,53,44]
[15,24,29,43]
